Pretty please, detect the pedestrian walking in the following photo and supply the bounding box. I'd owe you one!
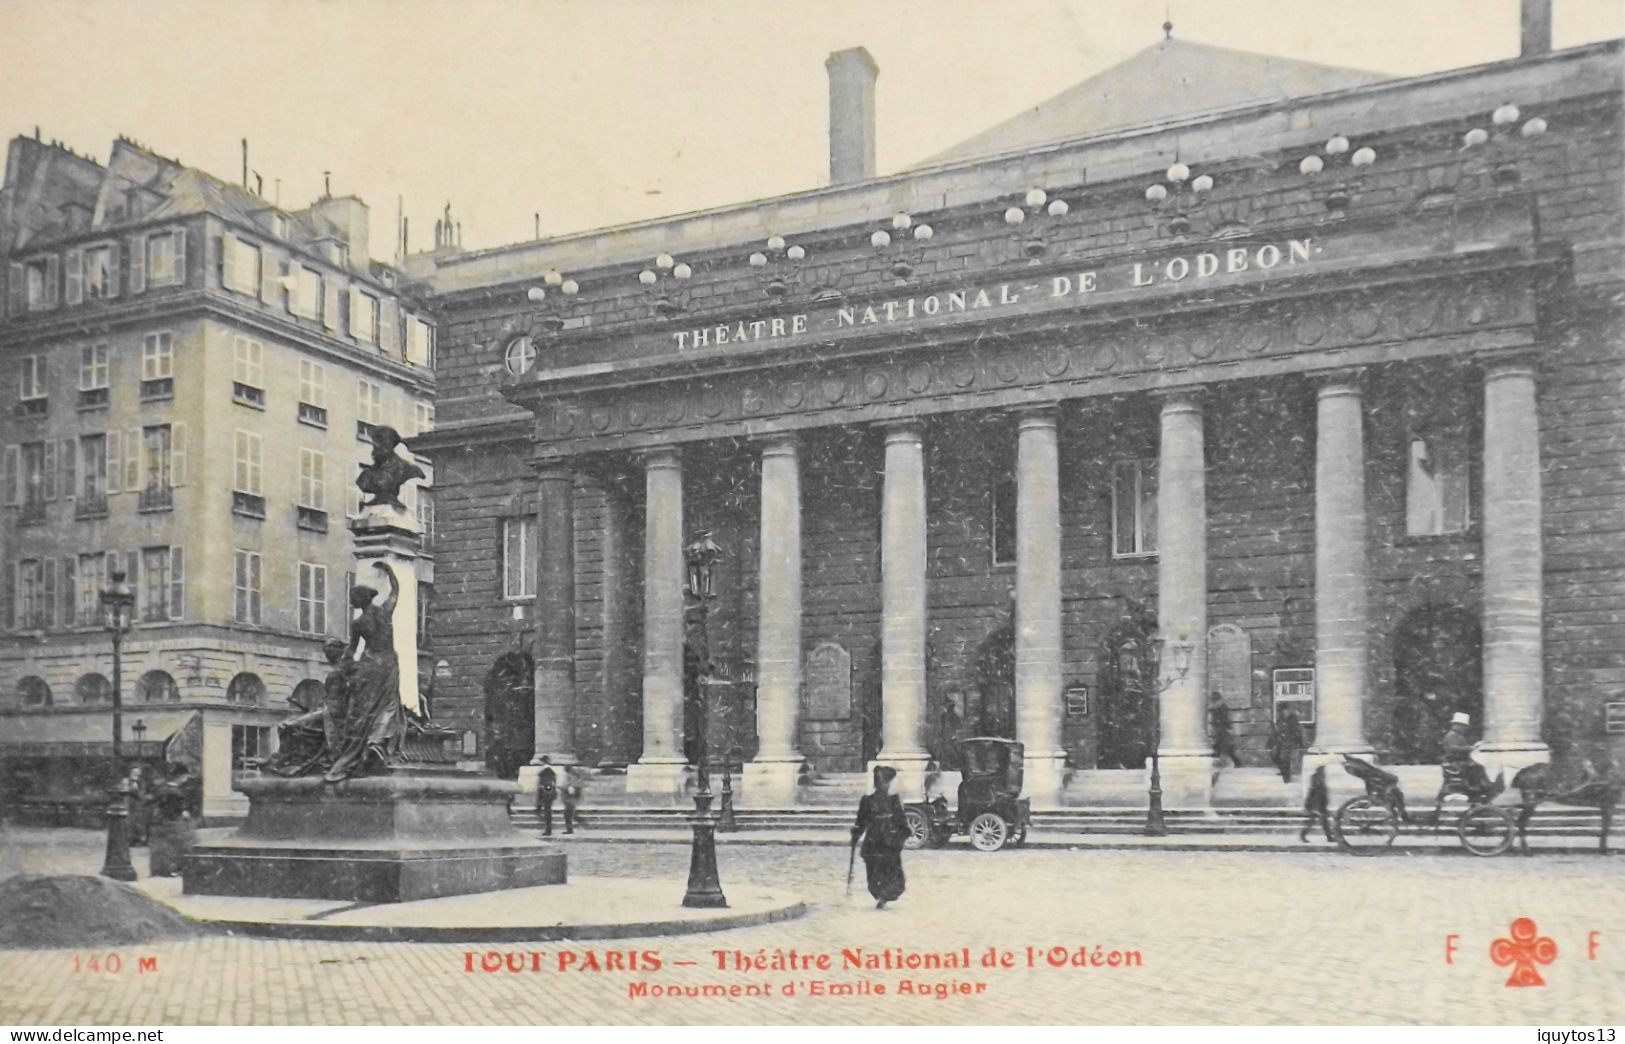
[1207,692,1241,769]
[125,763,152,847]
[561,765,582,834]
[147,762,200,877]
[851,765,908,909]
[536,756,557,837]
[1269,709,1305,783]
[1299,764,1333,843]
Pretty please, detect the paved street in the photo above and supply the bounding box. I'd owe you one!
[1,830,1621,1025]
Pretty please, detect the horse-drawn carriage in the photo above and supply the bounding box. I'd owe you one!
[1334,753,1618,856]
[901,737,1033,852]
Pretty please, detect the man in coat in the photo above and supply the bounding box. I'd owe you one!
[1208,692,1241,769]
[536,756,558,837]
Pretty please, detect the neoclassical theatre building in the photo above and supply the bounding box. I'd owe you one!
[412,18,1624,808]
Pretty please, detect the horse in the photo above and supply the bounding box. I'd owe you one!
[1509,759,1620,855]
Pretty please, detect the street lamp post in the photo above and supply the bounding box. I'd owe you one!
[98,570,137,881]
[132,720,147,760]
[1145,637,1192,838]
[681,531,727,908]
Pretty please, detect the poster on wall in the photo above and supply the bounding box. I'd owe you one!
[1272,667,1316,724]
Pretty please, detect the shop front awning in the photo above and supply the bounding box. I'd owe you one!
[0,710,195,760]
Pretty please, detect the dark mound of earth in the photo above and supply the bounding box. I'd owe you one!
[0,875,206,950]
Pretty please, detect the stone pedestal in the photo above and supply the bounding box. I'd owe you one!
[186,769,566,902]
[353,508,423,716]
[625,758,692,799]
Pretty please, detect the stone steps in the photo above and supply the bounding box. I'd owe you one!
[510,804,1608,836]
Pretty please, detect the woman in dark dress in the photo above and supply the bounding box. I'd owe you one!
[147,763,200,877]
[852,765,907,909]
[324,563,406,783]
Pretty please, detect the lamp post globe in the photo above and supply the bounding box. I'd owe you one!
[98,570,138,881]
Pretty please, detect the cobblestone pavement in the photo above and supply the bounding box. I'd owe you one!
[1,829,1621,1025]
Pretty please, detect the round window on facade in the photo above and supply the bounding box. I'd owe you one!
[226,672,266,705]
[504,336,538,376]
[75,673,112,704]
[136,670,180,703]
[17,675,52,708]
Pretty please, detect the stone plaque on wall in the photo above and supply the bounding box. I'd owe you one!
[805,642,852,721]
[1207,624,1252,711]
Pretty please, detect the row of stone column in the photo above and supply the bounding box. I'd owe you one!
[528,353,1549,807]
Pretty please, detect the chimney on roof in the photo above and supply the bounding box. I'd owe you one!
[1521,0,1552,56]
[826,47,878,184]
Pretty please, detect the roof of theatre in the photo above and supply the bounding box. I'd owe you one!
[917,36,1389,167]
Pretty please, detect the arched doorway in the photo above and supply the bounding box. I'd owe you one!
[1097,601,1158,769]
[1392,604,1482,763]
[483,651,534,779]
[971,624,1016,739]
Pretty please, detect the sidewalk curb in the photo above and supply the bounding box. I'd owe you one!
[190,899,811,944]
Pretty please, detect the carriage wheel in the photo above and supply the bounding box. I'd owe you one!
[1334,797,1399,855]
[968,812,1010,852]
[1458,804,1514,857]
[902,809,931,851]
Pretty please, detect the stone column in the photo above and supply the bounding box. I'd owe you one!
[1154,391,1212,809]
[1479,354,1549,775]
[1301,373,1375,795]
[1014,407,1067,807]
[626,447,690,797]
[872,421,932,797]
[744,434,806,806]
[517,466,577,806]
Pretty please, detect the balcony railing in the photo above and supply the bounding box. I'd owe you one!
[296,505,329,533]
[232,382,266,409]
[356,419,379,443]
[298,401,328,428]
[15,398,48,418]
[140,377,174,401]
[231,491,266,518]
[77,388,110,410]
[19,500,46,525]
[74,495,108,519]
[139,486,174,512]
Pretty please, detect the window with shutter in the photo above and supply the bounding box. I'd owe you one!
[2,445,18,506]
[125,427,140,490]
[44,256,59,307]
[129,235,147,293]
[170,547,185,620]
[104,431,120,494]
[171,422,187,486]
[41,442,56,501]
[7,262,23,316]
[64,248,84,305]
[60,438,75,500]
[61,556,76,628]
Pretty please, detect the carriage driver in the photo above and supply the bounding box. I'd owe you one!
[1441,712,1494,797]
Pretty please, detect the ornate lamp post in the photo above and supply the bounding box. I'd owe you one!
[98,570,137,881]
[1145,636,1193,837]
[681,531,727,908]
[132,720,147,759]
